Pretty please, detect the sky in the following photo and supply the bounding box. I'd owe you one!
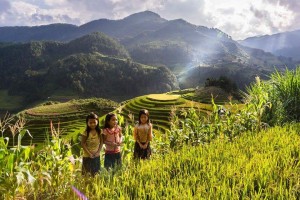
[0,0,299,40]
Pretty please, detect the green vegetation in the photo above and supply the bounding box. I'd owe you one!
[67,32,130,59]
[0,32,179,110]
[268,68,300,124]
[1,67,300,199]
[119,94,184,133]
[1,103,300,199]
[10,98,119,147]
[242,68,300,126]
[204,75,238,93]
[128,41,192,67]
[0,90,23,110]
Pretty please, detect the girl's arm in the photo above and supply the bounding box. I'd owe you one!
[81,134,94,158]
[102,132,109,145]
[118,127,123,145]
[133,126,138,141]
[143,124,153,148]
[99,133,104,149]
[95,133,103,156]
[133,126,143,147]
[148,123,153,142]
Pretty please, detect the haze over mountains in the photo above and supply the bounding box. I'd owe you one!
[239,29,300,61]
[0,11,299,112]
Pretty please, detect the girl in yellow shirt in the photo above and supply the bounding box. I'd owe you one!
[133,109,153,159]
[81,112,103,176]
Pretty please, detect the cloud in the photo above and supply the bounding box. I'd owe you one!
[262,0,300,32]
[0,0,11,13]
[0,0,81,26]
[155,0,209,25]
[263,0,300,12]
[31,13,54,22]
[61,0,165,21]
[248,2,295,35]
[202,0,296,39]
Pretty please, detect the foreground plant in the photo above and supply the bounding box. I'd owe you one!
[268,67,300,124]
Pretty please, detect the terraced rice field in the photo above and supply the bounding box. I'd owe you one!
[5,99,117,147]
[118,93,210,133]
[6,89,233,147]
[8,111,87,147]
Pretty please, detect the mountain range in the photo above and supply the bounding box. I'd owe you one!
[0,11,299,112]
[239,29,300,61]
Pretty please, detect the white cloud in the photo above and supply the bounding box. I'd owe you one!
[201,0,296,39]
[0,0,298,40]
[0,0,11,13]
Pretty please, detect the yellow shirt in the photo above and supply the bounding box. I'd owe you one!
[81,131,101,157]
[134,123,152,143]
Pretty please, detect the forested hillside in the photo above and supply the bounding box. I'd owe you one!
[0,32,178,110]
[0,11,297,88]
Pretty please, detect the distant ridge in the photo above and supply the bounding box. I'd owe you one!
[239,29,300,61]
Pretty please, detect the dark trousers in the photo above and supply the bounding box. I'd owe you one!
[82,156,100,176]
[133,142,151,160]
[104,152,122,169]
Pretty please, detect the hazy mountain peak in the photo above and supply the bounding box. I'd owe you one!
[239,29,300,60]
[123,10,162,21]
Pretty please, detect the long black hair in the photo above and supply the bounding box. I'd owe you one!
[104,113,117,129]
[85,112,101,138]
[138,109,150,125]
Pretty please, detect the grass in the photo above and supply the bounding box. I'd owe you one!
[26,102,79,115]
[0,90,24,110]
[69,124,300,199]
[3,124,299,199]
[2,68,300,199]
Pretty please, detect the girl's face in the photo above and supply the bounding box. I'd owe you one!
[88,118,98,129]
[109,115,118,128]
[140,114,148,124]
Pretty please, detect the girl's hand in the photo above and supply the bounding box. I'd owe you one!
[93,152,100,157]
[142,144,147,149]
[113,142,120,147]
[89,153,94,158]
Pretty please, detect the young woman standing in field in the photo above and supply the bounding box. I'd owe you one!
[81,112,103,176]
[102,113,122,169]
[133,109,153,159]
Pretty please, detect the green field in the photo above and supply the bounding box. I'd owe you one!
[3,87,239,147]
[4,98,118,146]
[2,62,300,199]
